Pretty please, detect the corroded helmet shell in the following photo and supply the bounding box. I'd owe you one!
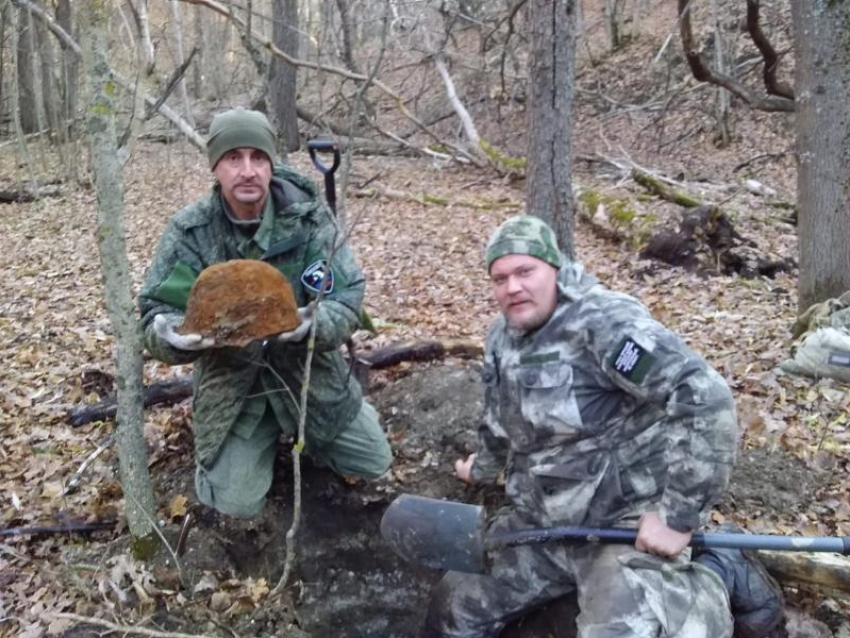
[179,260,300,347]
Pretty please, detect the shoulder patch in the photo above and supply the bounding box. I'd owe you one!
[828,351,850,368]
[301,259,334,294]
[611,337,655,384]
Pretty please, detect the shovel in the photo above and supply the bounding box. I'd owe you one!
[307,138,341,216]
[380,494,850,574]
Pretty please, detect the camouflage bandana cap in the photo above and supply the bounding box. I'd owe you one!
[485,215,563,271]
[207,108,277,168]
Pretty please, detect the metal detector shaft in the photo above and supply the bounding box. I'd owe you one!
[307,139,341,215]
[490,526,850,555]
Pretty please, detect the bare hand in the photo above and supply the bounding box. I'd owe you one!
[454,454,477,484]
[277,303,317,343]
[634,511,692,558]
[154,314,215,351]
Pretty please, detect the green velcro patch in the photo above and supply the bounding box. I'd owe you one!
[611,337,655,384]
[520,351,561,365]
[150,261,198,311]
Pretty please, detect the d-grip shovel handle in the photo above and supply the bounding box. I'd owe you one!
[491,526,850,555]
[380,495,850,575]
[307,139,341,175]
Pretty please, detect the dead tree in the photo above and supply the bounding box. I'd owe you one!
[677,0,794,113]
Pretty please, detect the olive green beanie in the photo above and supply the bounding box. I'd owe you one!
[207,108,277,168]
[485,215,563,272]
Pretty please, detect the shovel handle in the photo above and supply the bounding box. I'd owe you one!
[490,526,850,555]
[307,139,341,175]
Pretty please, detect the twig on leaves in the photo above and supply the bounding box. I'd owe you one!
[50,613,216,638]
[62,435,114,496]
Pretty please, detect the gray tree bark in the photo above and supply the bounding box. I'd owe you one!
[335,0,359,73]
[55,0,78,129]
[79,0,158,558]
[525,0,578,258]
[191,4,204,98]
[792,0,850,311]
[16,4,37,133]
[269,0,300,152]
[34,14,59,132]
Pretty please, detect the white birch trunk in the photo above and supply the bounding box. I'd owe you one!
[79,0,157,558]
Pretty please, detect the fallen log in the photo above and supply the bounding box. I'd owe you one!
[757,549,850,594]
[67,339,484,427]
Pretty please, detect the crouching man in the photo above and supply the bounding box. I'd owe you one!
[422,215,784,638]
[139,108,391,518]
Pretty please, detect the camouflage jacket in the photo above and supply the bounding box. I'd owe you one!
[139,165,365,467]
[470,263,737,532]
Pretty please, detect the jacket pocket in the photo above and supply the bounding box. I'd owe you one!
[529,457,608,524]
[518,361,584,435]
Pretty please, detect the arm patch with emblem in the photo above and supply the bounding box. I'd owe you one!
[301,259,334,294]
[611,337,655,384]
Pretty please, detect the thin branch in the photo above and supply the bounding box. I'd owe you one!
[746,0,793,100]
[62,436,114,496]
[677,0,794,113]
[181,0,483,166]
[50,614,214,638]
[10,0,206,149]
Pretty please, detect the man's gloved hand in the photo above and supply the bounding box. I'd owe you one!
[153,314,215,351]
[276,303,317,343]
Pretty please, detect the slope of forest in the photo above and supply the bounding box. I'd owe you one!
[1,0,849,636]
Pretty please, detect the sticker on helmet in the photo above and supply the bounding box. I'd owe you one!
[301,259,334,294]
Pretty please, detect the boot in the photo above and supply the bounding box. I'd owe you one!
[694,524,787,638]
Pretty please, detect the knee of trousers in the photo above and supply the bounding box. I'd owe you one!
[421,573,503,638]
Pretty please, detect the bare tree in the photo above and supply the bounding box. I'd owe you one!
[16,3,37,132]
[526,0,577,256]
[269,0,300,152]
[55,0,78,131]
[792,0,850,311]
[79,0,158,558]
[335,0,359,72]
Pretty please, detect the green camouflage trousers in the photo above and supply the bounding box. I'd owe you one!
[422,510,733,638]
[195,401,391,517]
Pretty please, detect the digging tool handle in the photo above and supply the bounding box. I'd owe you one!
[307,139,341,215]
[490,526,850,555]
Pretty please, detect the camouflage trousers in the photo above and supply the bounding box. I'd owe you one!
[195,402,391,518]
[421,509,733,638]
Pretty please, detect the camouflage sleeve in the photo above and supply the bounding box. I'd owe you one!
[583,291,738,532]
[470,334,510,484]
[303,207,365,352]
[138,214,206,365]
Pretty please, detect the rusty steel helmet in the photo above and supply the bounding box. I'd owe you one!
[179,260,300,347]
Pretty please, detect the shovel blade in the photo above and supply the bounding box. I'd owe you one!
[380,494,489,574]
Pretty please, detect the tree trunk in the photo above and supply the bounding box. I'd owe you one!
[268,0,300,153]
[34,14,59,132]
[792,0,850,312]
[191,4,204,98]
[168,0,195,127]
[16,4,37,133]
[79,0,158,559]
[335,0,359,73]
[55,0,78,131]
[526,0,577,258]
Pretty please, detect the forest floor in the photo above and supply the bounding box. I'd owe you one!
[3,1,850,636]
